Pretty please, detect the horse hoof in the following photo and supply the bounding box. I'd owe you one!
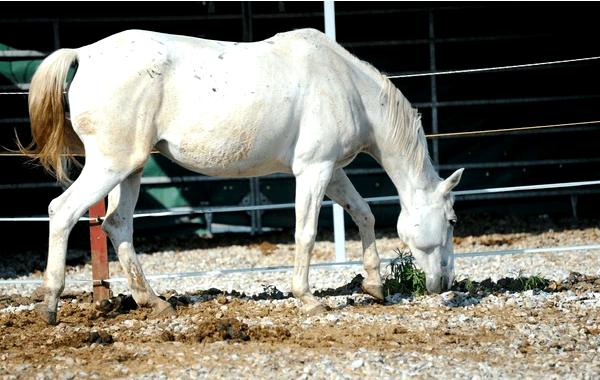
[35,303,57,325]
[362,281,384,302]
[301,303,330,316]
[149,301,176,319]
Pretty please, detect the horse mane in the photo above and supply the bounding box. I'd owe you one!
[378,76,432,176]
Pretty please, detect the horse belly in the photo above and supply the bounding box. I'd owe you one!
[158,122,292,177]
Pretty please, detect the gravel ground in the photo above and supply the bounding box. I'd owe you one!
[0,217,599,379]
[2,220,599,296]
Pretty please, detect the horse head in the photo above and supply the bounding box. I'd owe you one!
[396,168,464,293]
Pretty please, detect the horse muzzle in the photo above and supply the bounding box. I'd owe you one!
[426,273,453,294]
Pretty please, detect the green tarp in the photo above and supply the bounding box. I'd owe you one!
[0,43,42,86]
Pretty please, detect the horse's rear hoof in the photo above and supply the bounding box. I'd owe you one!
[362,281,384,302]
[149,301,176,319]
[35,303,57,325]
[301,303,330,316]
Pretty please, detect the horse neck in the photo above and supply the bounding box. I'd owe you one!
[367,80,441,209]
[378,150,440,210]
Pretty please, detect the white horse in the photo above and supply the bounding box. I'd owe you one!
[23,28,463,324]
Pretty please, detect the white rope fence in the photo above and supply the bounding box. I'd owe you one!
[386,55,600,79]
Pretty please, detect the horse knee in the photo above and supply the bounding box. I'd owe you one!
[295,229,316,250]
[102,212,130,240]
[48,200,76,234]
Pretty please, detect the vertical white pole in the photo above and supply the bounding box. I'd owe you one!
[323,0,346,263]
[323,1,336,40]
[333,204,346,262]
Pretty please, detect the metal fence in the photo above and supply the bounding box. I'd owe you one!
[0,2,599,293]
[2,3,599,235]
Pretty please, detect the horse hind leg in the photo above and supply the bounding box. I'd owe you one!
[325,169,384,301]
[35,159,126,324]
[102,170,174,318]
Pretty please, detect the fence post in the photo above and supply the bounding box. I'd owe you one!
[89,199,110,302]
[324,0,346,262]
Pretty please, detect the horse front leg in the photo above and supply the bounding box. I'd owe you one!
[325,169,383,301]
[102,170,175,318]
[292,163,333,315]
[35,164,123,325]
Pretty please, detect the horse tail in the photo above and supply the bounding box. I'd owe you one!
[18,48,82,183]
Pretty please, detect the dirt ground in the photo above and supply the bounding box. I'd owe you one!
[1,273,600,379]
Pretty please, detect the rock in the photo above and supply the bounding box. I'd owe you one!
[87,331,113,345]
[351,359,364,370]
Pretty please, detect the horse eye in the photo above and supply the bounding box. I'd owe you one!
[449,219,457,226]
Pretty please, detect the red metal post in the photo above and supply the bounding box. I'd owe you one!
[89,199,110,302]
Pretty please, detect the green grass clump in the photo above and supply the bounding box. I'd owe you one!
[522,274,547,291]
[464,277,474,293]
[383,249,427,297]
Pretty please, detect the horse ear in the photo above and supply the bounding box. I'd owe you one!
[438,168,464,194]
